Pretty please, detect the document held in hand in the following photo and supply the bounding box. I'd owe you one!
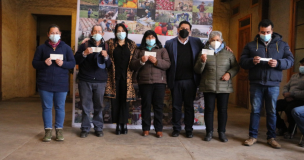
[50,54,63,60]
[202,49,214,55]
[145,51,157,57]
[259,58,272,61]
[91,47,103,53]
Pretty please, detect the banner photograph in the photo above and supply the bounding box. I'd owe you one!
[73,0,214,129]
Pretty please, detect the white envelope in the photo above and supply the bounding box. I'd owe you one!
[145,51,157,57]
[202,49,214,55]
[260,58,272,61]
[50,54,63,60]
[91,47,103,52]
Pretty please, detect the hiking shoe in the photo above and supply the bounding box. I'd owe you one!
[267,138,281,149]
[243,137,257,146]
[80,131,89,138]
[95,131,104,137]
[43,128,52,142]
[55,128,64,141]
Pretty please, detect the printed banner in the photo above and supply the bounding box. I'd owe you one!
[73,0,213,129]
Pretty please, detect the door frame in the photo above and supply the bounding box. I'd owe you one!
[0,0,2,101]
[288,0,301,79]
[236,14,252,109]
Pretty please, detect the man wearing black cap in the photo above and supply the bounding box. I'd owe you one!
[276,58,304,139]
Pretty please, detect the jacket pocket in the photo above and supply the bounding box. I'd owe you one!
[269,70,282,82]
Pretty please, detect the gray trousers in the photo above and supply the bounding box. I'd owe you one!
[78,80,106,132]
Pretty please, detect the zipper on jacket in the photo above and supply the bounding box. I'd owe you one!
[215,54,218,93]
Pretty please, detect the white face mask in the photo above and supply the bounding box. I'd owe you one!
[210,41,221,50]
[49,34,61,43]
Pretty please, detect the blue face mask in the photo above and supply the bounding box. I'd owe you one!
[92,34,102,41]
[117,32,126,40]
[146,39,156,46]
[49,34,61,43]
[260,34,272,42]
[299,66,304,74]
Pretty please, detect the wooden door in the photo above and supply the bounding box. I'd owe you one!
[237,26,251,108]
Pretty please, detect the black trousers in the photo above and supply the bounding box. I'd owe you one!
[204,93,229,133]
[139,83,166,132]
[171,79,197,131]
[111,78,129,124]
[276,99,304,133]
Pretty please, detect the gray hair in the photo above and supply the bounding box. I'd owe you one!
[209,31,223,41]
[91,24,104,33]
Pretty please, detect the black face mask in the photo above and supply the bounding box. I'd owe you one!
[179,29,189,38]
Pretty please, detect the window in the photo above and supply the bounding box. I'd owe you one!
[232,4,240,17]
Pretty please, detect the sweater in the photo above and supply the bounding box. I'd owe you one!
[175,41,194,80]
[32,40,76,92]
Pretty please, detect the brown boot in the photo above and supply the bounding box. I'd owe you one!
[267,138,281,149]
[156,132,163,138]
[143,131,149,137]
[243,137,257,146]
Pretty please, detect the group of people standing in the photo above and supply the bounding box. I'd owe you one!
[33,19,297,149]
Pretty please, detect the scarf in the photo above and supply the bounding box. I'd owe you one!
[48,40,61,49]
[146,44,156,51]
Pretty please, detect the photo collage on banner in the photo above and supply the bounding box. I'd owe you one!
[73,0,214,129]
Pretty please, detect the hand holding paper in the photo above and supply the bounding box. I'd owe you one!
[56,59,63,67]
[201,54,207,63]
[253,56,260,65]
[101,50,108,58]
[268,59,277,68]
[45,58,52,66]
[141,55,149,63]
[148,56,157,64]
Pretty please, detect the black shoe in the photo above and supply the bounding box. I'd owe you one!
[116,124,121,135]
[172,130,180,137]
[218,132,228,142]
[204,131,213,141]
[121,124,128,134]
[95,131,104,137]
[186,131,193,138]
[80,131,89,138]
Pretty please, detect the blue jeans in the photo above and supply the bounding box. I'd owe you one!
[292,106,304,135]
[39,89,67,129]
[249,84,279,139]
[78,81,106,132]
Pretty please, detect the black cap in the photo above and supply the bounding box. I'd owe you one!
[300,58,304,64]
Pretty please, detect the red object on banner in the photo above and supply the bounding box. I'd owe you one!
[155,26,162,35]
